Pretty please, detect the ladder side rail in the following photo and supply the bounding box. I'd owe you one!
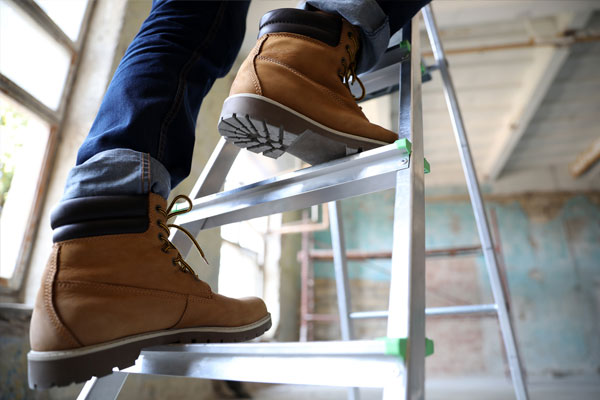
[329,201,354,341]
[77,372,128,400]
[170,138,240,255]
[422,5,529,400]
[328,200,360,400]
[299,229,311,341]
[383,17,426,400]
[397,29,412,140]
[191,138,241,199]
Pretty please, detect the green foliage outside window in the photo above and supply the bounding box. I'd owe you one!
[0,104,28,214]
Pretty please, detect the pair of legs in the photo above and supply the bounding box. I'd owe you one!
[28,0,430,389]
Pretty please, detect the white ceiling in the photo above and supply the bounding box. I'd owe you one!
[418,2,600,192]
[237,1,600,193]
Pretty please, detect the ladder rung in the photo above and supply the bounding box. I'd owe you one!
[123,340,404,388]
[350,311,389,319]
[426,304,498,316]
[350,304,498,319]
[174,143,410,232]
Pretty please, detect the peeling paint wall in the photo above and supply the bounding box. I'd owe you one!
[312,191,600,378]
[1,306,33,400]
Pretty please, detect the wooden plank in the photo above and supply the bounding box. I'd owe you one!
[569,137,600,178]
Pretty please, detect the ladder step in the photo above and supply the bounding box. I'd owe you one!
[174,142,410,232]
[426,304,498,316]
[350,304,498,319]
[123,340,405,388]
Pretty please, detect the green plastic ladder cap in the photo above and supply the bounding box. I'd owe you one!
[395,138,412,155]
[382,337,407,358]
[381,337,435,358]
[426,338,434,357]
[400,40,411,52]
[424,158,431,174]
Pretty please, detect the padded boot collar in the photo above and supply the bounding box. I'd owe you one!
[258,8,342,47]
[51,195,149,242]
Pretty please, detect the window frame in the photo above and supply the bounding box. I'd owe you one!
[0,0,97,298]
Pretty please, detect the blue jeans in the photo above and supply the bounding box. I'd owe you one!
[63,0,430,201]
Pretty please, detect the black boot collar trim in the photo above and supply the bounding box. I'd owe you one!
[258,8,342,47]
[51,195,149,242]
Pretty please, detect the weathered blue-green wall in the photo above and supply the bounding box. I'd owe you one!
[313,191,600,377]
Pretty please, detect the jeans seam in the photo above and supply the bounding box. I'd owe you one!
[147,153,152,194]
[156,2,229,162]
[141,152,149,194]
[145,153,148,193]
[140,152,144,195]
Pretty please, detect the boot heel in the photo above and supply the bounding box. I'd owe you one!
[218,94,385,165]
[27,345,138,389]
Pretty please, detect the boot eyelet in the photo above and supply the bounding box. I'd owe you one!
[345,45,350,50]
[172,258,178,266]
[158,233,164,241]
[348,32,353,38]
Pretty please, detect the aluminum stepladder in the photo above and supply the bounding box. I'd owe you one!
[77,6,527,400]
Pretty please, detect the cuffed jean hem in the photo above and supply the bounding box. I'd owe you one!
[62,148,171,201]
[300,0,390,73]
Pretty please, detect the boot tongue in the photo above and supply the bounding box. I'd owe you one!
[258,8,342,47]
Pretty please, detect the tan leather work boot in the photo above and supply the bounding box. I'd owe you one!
[28,193,271,389]
[219,8,398,165]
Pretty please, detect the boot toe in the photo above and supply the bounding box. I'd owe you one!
[210,294,269,327]
[238,296,269,323]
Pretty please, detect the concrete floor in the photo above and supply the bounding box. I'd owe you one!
[59,374,600,400]
[219,377,600,400]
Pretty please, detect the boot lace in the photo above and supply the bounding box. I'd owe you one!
[338,30,365,101]
[156,194,208,279]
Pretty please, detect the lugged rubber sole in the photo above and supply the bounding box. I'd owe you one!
[28,314,271,390]
[218,94,388,165]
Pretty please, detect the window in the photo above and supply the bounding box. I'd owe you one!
[0,0,94,297]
